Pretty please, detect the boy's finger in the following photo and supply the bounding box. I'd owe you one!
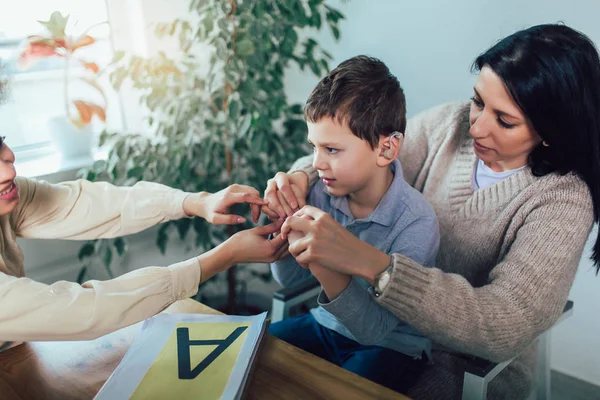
[260,205,280,221]
[250,204,260,223]
[291,185,306,209]
[277,190,294,217]
[276,173,298,210]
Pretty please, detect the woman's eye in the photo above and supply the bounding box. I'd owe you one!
[497,118,515,129]
[470,96,484,109]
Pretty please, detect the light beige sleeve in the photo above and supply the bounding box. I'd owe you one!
[0,257,201,341]
[11,177,190,240]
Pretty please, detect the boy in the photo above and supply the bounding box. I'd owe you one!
[268,56,440,394]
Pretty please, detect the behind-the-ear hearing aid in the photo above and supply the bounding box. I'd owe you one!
[383,131,404,159]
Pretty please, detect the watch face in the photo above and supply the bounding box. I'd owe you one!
[377,271,391,293]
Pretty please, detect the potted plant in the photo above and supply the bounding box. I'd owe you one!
[77,0,346,313]
[18,11,108,157]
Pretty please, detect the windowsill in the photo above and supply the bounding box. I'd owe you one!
[10,68,88,83]
[15,148,109,181]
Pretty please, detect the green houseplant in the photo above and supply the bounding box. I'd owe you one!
[77,0,345,313]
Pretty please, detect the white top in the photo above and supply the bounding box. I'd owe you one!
[472,158,527,190]
[0,177,201,348]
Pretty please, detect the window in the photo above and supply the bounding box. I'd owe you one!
[0,1,113,160]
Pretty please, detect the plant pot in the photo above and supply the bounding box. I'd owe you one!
[48,115,95,158]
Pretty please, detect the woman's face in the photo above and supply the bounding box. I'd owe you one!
[469,66,543,172]
[0,138,19,215]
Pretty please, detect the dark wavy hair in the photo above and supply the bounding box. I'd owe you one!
[472,23,600,272]
[304,55,406,149]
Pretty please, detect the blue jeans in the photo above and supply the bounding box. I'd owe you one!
[269,313,427,394]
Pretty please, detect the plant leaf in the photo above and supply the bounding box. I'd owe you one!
[102,246,113,268]
[235,39,255,57]
[112,50,125,63]
[88,103,107,122]
[78,242,95,261]
[157,224,170,255]
[37,11,69,40]
[114,237,127,256]
[17,42,58,70]
[81,61,99,73]
[71,35,95,51]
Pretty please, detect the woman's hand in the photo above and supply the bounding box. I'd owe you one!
[262,171,310,220]
[225,219,289,264]
[198,220,287,283]
[184,184,266,225]
[280,206,391,284]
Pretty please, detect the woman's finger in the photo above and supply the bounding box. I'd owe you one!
[230,184,261,197]
[280,215,313,239]
[275,247,291,260]
[253,219,285,236]
[272,240,290,260]
[231,192,267,206]
[288,235,310,259]
[212,213,246,225]
[294,205,326,220]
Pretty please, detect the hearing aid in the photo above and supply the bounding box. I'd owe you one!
[383,131,403,159]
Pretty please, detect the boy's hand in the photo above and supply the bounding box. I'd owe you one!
[262,171,309,220]
[309,263,351,301]
[184,184,266,224]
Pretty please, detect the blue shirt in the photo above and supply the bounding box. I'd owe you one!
[271,159,440,358]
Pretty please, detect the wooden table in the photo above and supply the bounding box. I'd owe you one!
[0,299,408,400]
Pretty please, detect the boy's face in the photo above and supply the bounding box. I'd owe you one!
[308,117,382,197]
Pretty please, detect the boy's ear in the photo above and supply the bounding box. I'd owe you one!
[377,133,404,166]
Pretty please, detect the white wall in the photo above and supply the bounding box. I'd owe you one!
[283,0,600,386]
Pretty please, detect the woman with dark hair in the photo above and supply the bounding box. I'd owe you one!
[262,24,599,398]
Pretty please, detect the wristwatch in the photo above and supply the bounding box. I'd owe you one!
[373,257,394,297]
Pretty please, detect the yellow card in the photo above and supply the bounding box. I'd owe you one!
[130,322,250,400]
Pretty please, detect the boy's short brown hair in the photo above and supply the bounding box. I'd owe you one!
[304,55,406,149]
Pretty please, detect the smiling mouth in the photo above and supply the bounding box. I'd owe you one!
[0,183,14,195]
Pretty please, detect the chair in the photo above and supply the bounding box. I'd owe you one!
[271,277,574,400]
